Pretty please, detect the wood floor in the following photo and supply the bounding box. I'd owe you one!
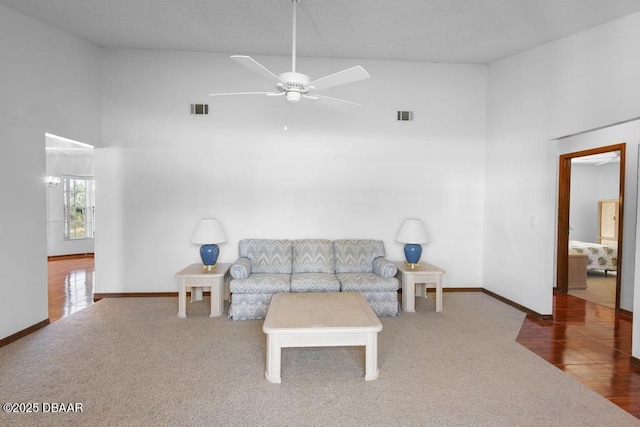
[47,258,638,419]
[517,292,639,418]
[568,270,616,309]
[48,256,95,322]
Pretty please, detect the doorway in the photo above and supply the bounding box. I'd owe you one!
[45,133,96,321]
[556,143,625,311]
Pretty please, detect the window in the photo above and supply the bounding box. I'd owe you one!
[64,177,95,240]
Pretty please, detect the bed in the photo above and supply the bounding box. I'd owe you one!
[569,240,617,275]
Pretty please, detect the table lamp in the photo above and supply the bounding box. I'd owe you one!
[191,218,227,271]
[396,218,430,268]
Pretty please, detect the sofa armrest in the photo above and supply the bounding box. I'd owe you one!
[373,257,397,278]
[230,257,252,279]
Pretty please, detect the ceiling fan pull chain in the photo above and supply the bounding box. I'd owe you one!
[283,99,288,131]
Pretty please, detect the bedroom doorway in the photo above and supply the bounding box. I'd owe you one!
[556,143,625,311]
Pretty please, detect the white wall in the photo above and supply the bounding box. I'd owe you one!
[570,163,620,243]
[570,165,599,242]
[0,5,102,340]
[95,49,487,293]
[598,163,621,201]
[485,11,640,355]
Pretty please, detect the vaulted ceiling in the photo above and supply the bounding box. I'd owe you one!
[3,0,640,63]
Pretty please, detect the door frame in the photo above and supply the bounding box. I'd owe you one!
[556,143,625,311]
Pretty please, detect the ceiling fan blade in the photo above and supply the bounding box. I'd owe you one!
[595,153,620,166]
[209,91,279,97]
[305,66,370,92]
[303,94,364,109]
[231,55,285,84]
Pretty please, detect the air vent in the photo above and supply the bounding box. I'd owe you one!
[397,110,414,121]
[190,104,209,115]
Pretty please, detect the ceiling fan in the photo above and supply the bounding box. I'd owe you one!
[209,0,370,109]
[595,152,620,166]
[572,152,621,166]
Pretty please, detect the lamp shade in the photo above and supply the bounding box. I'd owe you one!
[191,218,227,245]
[395,218,430,244]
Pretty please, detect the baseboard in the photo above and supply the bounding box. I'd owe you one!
[482,288,553,320]
[48,253,94,261]
[95,288,550,321]
[93,292,210,302]
[0,319,50,348]
[442,287,483,293]
[423,287,618,321]
[411,287,483,294]
[619,308,633,318]
[101,289,481,300]
[631,355,640,368]
[94,292,177,301]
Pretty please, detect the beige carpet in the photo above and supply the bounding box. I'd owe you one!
[1,293,638,426]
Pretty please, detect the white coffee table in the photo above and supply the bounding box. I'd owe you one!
[262,292,383,383]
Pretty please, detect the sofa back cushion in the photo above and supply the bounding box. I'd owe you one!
[292,239,335,274]
[238,239,292,274]
[334,239,386,273]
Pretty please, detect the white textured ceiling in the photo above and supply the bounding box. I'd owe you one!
[3,0,640,64]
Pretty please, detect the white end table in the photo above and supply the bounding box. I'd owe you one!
[395,261,446,313]
[175,263,230,318]
[263,292,382,383]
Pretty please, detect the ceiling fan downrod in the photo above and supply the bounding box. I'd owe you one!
[291,0,299,73]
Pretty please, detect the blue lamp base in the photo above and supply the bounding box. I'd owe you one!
[404,244,423,268]
[200,244,220,271]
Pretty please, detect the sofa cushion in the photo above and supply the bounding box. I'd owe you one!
[334,239,386,273]
[238,239,292,274]
[230,273,291,294]
[337,273,399,293]
[292,239,335,274]
[291,273,341,293]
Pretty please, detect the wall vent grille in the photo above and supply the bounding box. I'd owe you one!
[190,104,209,115]
[397,110,414,121]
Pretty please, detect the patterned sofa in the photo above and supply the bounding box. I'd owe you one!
[229,239,399,320]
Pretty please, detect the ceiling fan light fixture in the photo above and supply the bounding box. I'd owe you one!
[286,92,302,103]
